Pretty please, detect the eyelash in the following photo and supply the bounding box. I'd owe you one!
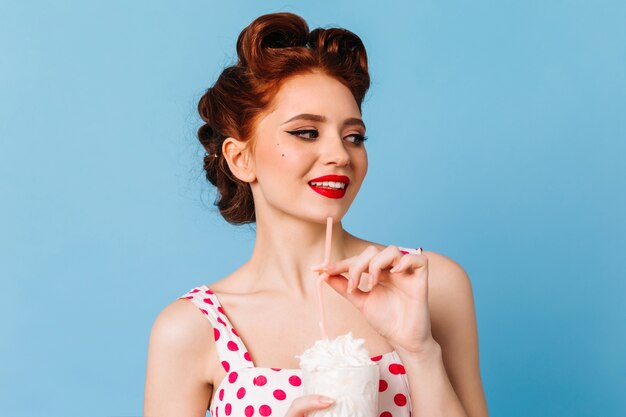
[285,129,368,145]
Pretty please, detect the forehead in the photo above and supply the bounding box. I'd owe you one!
[266,71,361,120]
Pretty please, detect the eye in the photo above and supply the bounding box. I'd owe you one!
[344,133,368,146]
[285,129,319,140]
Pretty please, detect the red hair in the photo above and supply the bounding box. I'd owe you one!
[198,12,370,224]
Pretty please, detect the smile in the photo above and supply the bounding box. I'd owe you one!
[308,175,350,199]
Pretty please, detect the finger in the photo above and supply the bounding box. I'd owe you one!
[389,253,428,274]
[346,246,380,293]
[285,395,335,417]
[322,255,358,275]
[324,273,368,310]
[368,245,404,288]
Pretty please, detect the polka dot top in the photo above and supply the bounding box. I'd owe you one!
[178,247,422,417]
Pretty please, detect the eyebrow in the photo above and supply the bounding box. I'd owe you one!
[281,113,366,130]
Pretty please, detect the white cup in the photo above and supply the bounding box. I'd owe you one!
[302,364,379,417]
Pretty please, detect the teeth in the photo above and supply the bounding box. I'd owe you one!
[310,181,346,190]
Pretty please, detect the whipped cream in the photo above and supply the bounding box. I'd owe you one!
[299,332,375,371]
[299,333,379,417]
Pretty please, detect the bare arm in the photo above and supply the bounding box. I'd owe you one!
[144,299,214,417]
[418,252,489,417]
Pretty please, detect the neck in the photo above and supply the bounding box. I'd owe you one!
[244,211,354,298]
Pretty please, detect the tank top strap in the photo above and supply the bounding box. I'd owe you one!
[178,286,254,372]
[398,246,423,255]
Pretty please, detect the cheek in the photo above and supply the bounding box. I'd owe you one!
[256,139,310,180]
[354,149,368,180]
[276,141,312,169]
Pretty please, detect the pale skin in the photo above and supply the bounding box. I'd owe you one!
[144,70,489,417]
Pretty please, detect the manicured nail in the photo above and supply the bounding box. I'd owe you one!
[319,397,335,404]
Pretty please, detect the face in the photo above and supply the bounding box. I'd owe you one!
[248,71,368,224]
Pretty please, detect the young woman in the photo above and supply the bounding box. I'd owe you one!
[144,12,488,417]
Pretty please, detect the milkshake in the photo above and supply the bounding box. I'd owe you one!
[299,332,379,417]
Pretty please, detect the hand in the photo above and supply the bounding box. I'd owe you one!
[317,245,437,354]
[284,395,334,416]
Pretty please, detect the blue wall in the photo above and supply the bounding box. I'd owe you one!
[1,1,624,416]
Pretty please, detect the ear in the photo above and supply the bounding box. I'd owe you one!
[222,137,256,183]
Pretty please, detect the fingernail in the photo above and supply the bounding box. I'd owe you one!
[390,266,398,273]
[319,397,335,404]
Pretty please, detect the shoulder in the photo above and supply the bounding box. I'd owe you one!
[423,249,472,293]
[148,297,215,364]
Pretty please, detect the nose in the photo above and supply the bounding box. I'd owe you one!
[319,135,350,166]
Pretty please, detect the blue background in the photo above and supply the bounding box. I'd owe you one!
[1,1,624,416]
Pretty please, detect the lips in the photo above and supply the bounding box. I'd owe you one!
[308,175,350,199]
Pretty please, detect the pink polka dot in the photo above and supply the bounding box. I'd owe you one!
[200,308,208,315]
[389,363,406,375]
[237,387,246,399]
[217,317,227,327]
[380,412,392,417]
[270,367,281,372]
[190,288,200,293]
[227,341,239,351]
[288,375,302,386]
[273,389,286,400]
[400,250,409,255]
[253,375,267,386]
[218,388,224,401]
[214,328,221,341]
[225,403,232,416]
[371,355,383,361]
[205,289,214,294]
[221,361,230,372]
[244,351,252,361]
[228,372,238,383]
[215,406,218,417]
[184,295,193,299]
[379,379,388,392]
[245,405,254,417]
[394,393,407,406]
[232,327,239,337]
[203,297,214,305]
[218,306,225,315]
[259,404,272,416]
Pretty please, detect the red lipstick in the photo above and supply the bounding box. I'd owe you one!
[308,175,350,199]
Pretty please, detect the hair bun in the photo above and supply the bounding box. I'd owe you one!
[236,12,309,72]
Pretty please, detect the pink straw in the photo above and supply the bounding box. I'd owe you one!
[316,217,333,340]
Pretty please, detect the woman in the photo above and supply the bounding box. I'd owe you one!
[144,12,488,417]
